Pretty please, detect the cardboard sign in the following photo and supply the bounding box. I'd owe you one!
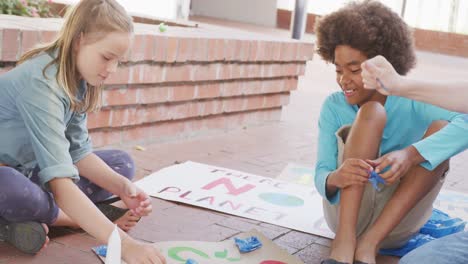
[94,230,304,264]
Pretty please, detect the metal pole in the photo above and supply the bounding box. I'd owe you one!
[400,0,407,18]
[448,0,459,33]
[291,0,309,40]
[176,0,190,20]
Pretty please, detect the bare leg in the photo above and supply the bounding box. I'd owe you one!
[50,210,79,228]
[355,121,449,263]
[329,102,387,263]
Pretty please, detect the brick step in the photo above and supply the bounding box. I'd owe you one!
[104,62,305,85]
[101,77,298,107]
[89,108,282,147]
[88,93,290,129]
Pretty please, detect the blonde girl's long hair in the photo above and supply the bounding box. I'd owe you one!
[18,0,134,113]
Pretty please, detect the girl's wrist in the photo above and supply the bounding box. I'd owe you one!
[406,145,425,166]
[115,176,132,197]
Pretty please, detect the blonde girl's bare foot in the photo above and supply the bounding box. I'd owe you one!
[114,211,141,232]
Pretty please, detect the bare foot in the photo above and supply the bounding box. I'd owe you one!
[328,234,356,263]
[354,236,378,264]
[114,211,141,232]
[109,200,142,231]
[38,224,50,253]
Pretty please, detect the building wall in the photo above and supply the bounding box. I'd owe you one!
[190,0,277,27]
[54,0,191,20]
[0,15,313,147]
[277,9,468,58]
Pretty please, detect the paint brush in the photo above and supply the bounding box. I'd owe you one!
[105,225,121,264]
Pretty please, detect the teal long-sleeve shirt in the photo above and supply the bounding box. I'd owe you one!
[0,51,92,188]
[315,92,468,205]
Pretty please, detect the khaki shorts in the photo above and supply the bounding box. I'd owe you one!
[323,125,446,248]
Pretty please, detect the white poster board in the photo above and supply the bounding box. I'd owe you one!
[135,161,334,238]
[136,161,468,241]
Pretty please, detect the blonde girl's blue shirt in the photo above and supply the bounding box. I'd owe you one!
[315,92,468,205]
[0,51,92,188]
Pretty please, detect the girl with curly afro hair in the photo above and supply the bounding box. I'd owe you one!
[313,1,464,263]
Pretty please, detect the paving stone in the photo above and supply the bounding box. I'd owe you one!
[51,233,99,252]
[274,230,319,250]
[0,243,20,262]
[216,216,290,240]
[216,216,261,232]
[151,197,178,211]
[294,243,330,264]
[314,237,332,247]
[258,222,291,233]
[7,241,98,264]
[275,242,300,255]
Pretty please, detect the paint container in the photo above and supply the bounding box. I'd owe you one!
[234,236,262,253]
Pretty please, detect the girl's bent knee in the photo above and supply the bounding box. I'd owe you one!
[0,166,22,181]
[97,149,135,180]
[115,150,135,180]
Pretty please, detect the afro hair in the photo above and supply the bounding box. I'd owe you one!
[314,0,416,75]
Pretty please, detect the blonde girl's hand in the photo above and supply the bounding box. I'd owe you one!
[328,158,373,189]
[122,237,166,264]
[120,181,152,217]
[361,55,403,95]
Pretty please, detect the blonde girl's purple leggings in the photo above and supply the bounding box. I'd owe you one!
[0,149,134,224]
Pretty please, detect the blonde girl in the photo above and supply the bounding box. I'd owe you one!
[0,0,165,263]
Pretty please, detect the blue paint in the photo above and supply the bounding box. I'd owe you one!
[186,259,199,264]
[380,208,466,257]
[234,236,262,253]
[420,209,466,238]
[379,233,435,257]
[368,170,385,191]
[92,245,107,257]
